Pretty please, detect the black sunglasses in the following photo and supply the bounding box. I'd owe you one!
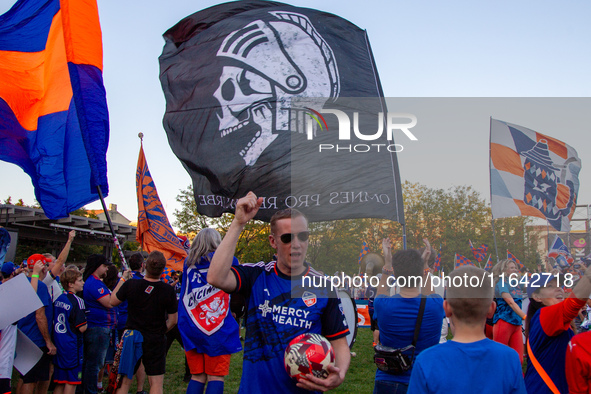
[277,231,310,244]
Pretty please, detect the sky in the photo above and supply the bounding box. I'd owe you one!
[1,0,591,230]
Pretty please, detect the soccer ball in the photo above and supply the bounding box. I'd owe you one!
[284,333,335,381]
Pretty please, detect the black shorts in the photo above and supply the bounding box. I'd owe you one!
[21,346,51,384]
[142,334,167,376]
[0,378,11,394]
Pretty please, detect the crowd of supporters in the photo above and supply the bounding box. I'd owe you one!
[1,202,591,394]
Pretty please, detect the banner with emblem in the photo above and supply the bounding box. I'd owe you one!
[490,119,581,232]
[548,235,574,268]
[159,0,405,223]
[136,144,187,271]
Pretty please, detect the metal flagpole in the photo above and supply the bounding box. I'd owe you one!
[96,185,129,270]
[489,117,500,263]
[402,224,407,250]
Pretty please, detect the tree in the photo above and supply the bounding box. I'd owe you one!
[173,185,273,264]
[173,185,215,234]
[173,182,540,273]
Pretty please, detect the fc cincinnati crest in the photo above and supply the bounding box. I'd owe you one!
[521,139,576,230]
[184,285,230,335]
[302,291,317,307]
[213,11,340,166]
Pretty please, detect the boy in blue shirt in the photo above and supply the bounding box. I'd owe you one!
[408,266,526,394]
[53,268,87,394]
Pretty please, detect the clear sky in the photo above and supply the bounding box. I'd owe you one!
[1,0,590,228]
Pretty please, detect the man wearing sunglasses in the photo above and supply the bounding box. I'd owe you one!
[209,192,350,394]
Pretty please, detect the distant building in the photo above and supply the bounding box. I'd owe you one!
[88,204,132,226]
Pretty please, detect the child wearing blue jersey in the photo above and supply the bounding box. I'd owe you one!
[53,268,87,394]
[408,266,526,394]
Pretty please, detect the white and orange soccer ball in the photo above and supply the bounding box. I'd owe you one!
[284,333,335,381]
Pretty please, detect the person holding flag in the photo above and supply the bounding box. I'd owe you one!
[491,260,526,364]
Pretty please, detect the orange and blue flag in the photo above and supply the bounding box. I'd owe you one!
[507,250,524,269]
[136,144,187,272]
[0,0,109,219]
[358,241,370,265]
[484,255,492,271]
[454,253,474,270]
[548,236,574,269]
[490,119,580,232]
[433,245,441,273]
[469,240,488,263]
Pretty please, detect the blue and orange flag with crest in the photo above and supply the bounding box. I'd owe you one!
[0,0,109,219]
[490,119,580,232]
[136,144,186,272]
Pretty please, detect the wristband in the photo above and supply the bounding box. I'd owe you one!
[119,277,126,282]
[31,274,40,278]
[382,267,394,274]
[424,268,430,275]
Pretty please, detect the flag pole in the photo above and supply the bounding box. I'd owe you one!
[489,117,500,263]
[402,224,407,250]
[96,185,129,270]
[364,31,406,246]
[138,133,145,253]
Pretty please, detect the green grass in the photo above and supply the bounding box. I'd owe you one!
[12,328,376,393]
[155,328,376,393]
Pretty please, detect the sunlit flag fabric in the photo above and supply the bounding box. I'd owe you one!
[506,250,524,269]
[490,119,581,232]
[469,240,488,263]
[136,144,187,272]
[358,241,369,265]
[548,236,574,269]
[454,254,473,270]
[0,0,109,219]
[159,0,405,223]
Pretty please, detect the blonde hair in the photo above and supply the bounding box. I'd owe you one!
[491,259,518,285]
[186,228,222,267]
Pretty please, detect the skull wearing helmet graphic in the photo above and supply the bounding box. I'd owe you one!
[213,11,340,166]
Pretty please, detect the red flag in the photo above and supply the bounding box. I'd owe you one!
[136,144,186,271]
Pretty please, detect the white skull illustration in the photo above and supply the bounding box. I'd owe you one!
[214,66,277,166]
[213,11,340,166]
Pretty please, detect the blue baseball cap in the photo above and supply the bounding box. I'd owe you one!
[1,261,16,277]
[527,274,559,298]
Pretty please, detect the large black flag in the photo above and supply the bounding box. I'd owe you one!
[159,0,405,223]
